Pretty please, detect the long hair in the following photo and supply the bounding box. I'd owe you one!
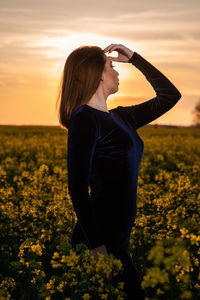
[56,45,106,130]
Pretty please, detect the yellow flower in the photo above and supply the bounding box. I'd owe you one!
[180,290,192,299]
[101,294,108,300]
[82,293,91,300]
[31,244,42,256]
[117,282,124,290]
[52,252,59,259]
[31,277,36,284]
[57,281,65,293]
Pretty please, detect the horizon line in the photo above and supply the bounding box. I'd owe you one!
[0,124,196,128]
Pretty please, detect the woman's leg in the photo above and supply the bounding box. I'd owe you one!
[70,221,90,250]
[70,221,149,299]
[105,242,149,300]
[104,221,150,300]
[123,252,149,299]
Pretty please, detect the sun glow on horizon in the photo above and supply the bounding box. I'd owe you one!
[30,32,144,78]
[1,0,199,126]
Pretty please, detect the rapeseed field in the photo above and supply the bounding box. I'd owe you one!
[0,125,199,299]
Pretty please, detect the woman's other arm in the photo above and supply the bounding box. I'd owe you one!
[91,244,108,261]
[67,112,106,251]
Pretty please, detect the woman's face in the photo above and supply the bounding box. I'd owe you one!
[102,55,119,94]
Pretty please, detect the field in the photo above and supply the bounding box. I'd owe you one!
[0,125,200,300]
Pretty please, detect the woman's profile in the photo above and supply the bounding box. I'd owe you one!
[57,43,182,299]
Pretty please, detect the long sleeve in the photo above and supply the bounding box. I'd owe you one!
[67,112,105,249]
[111,52,182,129]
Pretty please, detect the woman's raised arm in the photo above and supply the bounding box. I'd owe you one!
[111,51,182,129]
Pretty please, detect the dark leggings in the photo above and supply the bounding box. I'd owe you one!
[70,221,150,300]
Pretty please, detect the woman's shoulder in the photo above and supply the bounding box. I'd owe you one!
[69,105,97,128]
[68,105,99,139]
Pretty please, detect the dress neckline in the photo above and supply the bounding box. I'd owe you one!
[84,104,111,114]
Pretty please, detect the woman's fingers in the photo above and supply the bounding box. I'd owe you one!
[103,44,123,53]
[103,44,134,62]
[103,47,110,53]
[103,44,119,52]
[107,56,119,62]
[103,43,115,53]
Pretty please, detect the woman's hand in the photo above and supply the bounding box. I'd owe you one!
[103,44,134,63]
[91,244,108,261]
[90,244,111,280]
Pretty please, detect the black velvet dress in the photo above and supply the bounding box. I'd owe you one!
[66,51,181,299]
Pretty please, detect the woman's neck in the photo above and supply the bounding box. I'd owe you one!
[86,101,109,113]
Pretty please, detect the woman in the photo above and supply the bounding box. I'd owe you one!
[57,44,181,299]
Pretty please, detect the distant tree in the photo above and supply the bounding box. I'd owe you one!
[192,99,200,127]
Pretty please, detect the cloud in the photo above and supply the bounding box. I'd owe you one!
[0,0,200,125]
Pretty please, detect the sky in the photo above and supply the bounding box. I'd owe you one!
[0,0,200,126]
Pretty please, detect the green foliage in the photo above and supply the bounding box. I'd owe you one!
[0,125,200,299]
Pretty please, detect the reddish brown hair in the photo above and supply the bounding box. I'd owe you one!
[56,45,106,130]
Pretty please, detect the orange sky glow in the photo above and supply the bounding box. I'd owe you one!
[0,0,200,126]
